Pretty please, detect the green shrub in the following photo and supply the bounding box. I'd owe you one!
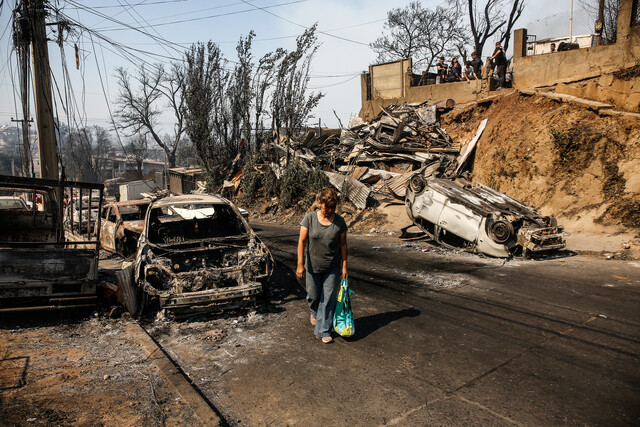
[279,162,330,209]
[240,159,261,204]
[263,169,279,199]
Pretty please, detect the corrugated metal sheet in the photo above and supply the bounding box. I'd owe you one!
[323,171,371,210]
[386,166,426,198]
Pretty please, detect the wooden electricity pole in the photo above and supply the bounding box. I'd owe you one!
[28,0,59,180]
[13,0,33,177]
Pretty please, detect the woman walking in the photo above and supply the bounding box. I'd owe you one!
[296,188,348,343]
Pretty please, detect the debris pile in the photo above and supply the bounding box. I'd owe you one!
[264,99,486,209]
[245,98,567,258]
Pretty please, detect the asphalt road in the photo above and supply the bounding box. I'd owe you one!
[175,221,640,426]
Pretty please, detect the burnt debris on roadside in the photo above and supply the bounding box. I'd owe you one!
[245,98,567,258]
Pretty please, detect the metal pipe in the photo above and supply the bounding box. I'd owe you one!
[570,0,574,43]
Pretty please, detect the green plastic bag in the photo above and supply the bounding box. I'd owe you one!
[333,278,355,337]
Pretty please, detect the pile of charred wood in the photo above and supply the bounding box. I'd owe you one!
[264,99,483,209]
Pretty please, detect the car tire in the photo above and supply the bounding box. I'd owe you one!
[409,174,426,194]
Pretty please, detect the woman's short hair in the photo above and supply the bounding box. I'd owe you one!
[317,187,338,208]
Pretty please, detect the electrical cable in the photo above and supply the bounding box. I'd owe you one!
[90,0,308,32]
[308,73,359,89]
[117,0,176,59]
[88,31,142,181]
[64,0,189,10]
[239,0,368,46]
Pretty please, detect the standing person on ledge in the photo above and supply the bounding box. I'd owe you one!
[296,188,348,344]
[490,41,507,89]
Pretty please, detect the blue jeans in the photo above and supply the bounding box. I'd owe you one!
[306,268,340,338]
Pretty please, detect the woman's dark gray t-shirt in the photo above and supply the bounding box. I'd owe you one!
[301,211,347,273]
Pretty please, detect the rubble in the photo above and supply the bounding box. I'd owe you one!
[250,98,567,258]
[260,99,482,208]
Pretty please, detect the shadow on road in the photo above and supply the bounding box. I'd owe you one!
[348,307,421,341]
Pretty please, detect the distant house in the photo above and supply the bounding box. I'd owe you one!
[526,34,595,56]
[168,167,206,194]
[99,156,165,180]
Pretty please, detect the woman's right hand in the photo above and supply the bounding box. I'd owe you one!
[296,264,305,280]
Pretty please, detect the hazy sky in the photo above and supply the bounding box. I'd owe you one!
[0,0,590,135]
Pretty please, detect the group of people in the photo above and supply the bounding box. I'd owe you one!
[436,42,508,89]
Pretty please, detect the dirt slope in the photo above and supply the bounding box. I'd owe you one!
[441,91,640,257]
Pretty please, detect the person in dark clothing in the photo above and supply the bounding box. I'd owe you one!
[490,42,507,89]
[470,52,483,78]
[448,58,462,81]
[436,57,448,83]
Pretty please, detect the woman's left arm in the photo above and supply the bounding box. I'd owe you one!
[340,231,348,278]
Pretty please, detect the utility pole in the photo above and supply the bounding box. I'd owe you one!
[13,0,33,177]
[28,0,59,180]
[569,0,574,43]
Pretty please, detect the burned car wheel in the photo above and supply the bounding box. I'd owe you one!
[409,174,426,194]
[487,217,514,245]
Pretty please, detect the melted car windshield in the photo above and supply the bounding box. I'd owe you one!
[148,203,247,245]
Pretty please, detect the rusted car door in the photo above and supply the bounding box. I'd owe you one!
[100,206,118,252]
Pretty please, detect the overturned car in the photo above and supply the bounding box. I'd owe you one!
[405,175,567,258]
[127,194,273,316]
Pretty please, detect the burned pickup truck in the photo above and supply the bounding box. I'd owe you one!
[122,194,273,316]
[0,175,103,312]
[405,175,567,258]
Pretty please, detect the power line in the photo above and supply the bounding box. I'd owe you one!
[64,0,190,10]
[92,0,309,32]
[308,73,359,89]
[239,0,369,46]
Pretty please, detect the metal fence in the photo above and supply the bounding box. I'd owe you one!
[524,6,597,56]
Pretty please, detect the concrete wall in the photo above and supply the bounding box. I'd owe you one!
[359,57,486,121]
[359,0,640,118]
[512,31,640,89]
[369,59,411,100]
[511,0,640,112]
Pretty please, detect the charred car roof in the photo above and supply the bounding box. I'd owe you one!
[106,199,151,207]
[150,194,228,207]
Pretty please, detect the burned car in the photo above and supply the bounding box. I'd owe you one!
[132,194,273,315]
[405,175,567,258]
[99,199,150,257]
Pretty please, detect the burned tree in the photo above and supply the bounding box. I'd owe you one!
[184,27,322,182]
[371,2,466,72]
[229,32,254,151]
[115,63,186,168]
[252,49,285,153]
[580,0,621,44]
[449,0,525,55]
[271,24,324,165]
[59,125,112,182]
[183,41,231,181]
[370,2,426,66]
[125,134,148,179]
